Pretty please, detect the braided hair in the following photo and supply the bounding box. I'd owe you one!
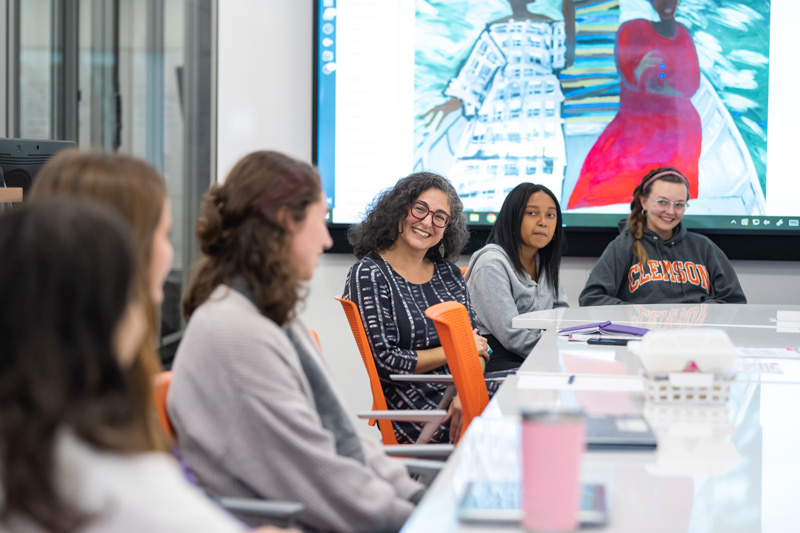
[627,167,689,265]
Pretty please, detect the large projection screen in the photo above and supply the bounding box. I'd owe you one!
[314,0,800,259]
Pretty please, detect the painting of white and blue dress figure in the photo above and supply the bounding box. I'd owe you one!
[413,0,769,215]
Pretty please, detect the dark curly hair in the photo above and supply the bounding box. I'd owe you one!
[183,151,322,325]
[348,171,468,261]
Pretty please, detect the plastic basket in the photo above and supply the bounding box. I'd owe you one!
[642,402,732,438]
[642,372,732,404]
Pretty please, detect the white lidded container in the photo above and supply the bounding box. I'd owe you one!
[627,328,736,404]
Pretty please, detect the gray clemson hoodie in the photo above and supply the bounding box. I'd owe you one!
[579,223,747,306]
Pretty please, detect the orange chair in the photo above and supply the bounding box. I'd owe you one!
[152,371,307,520]
[336,297,401,445]
[460,266,468,276]
[425,301,490,442]
[310,328,322,352]
[153,371,176,437]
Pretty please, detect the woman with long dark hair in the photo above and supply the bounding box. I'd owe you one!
[0,199,251,532]
[344,172,492,445]
[580,167,746,305]
[169,151,424,533]
[465,183,567,371]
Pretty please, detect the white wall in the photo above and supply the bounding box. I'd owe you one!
[218,0,800,437]
[217,0,314,180]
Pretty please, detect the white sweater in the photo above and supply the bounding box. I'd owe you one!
[1,430,244,533]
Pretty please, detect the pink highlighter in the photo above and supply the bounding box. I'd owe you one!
[521,409,585,531]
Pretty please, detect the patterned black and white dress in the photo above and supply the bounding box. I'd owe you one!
[343,252,496,444]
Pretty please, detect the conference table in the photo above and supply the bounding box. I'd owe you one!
[402,303,800,532]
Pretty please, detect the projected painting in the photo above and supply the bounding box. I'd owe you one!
[413,0,770,215]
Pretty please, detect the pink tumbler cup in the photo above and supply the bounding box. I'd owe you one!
[520,409,585,531]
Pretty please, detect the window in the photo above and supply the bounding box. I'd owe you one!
[7,0,217,363]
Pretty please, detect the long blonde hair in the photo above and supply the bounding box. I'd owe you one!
[29,149,168,450]
[627,167,690,265]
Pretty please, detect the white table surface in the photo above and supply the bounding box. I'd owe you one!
[402,303,800,532]
[512,303,800,331]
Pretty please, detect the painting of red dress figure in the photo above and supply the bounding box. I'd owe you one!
[567,3,701,209]
[414,0,770,216]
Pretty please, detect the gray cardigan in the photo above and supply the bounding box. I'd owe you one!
[168,286,422,533]
[466,244,568,358]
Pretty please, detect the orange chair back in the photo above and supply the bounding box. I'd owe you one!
[335,297,399,445]
[310,328,322,352]
[153,371,176,438]
[460,266,468,276]
[425,301,489,441]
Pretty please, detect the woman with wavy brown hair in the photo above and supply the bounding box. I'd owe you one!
[169,151,425,533]
[29,149,174,449]
[579,167,746,305]
[0,198,250,532]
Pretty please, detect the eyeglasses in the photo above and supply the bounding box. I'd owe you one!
[409,201,451,228]
[649,197,688,211]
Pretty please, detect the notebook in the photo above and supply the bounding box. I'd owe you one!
[559,320,650,337]
[585,414,657,451]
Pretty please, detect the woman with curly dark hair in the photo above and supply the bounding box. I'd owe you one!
[344,172,492,445]
[169,151,425,533]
